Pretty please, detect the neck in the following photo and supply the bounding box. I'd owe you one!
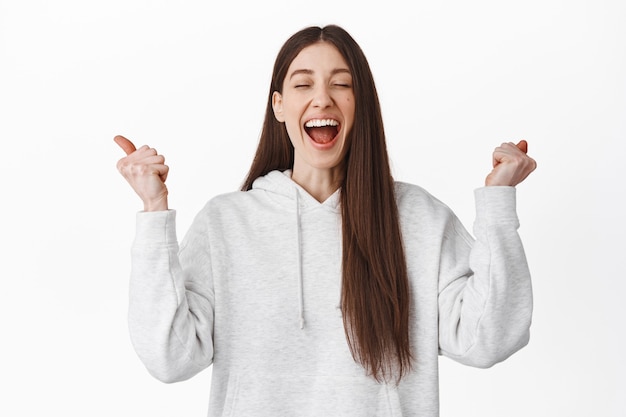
[291,165,344,202]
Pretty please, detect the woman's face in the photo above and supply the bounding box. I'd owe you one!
[272,41,355,178]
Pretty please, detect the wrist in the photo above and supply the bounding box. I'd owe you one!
[143,196,168,212]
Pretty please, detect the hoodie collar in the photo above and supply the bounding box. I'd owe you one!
[252,170,341,212]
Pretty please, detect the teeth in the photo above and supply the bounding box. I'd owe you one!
[305,119,339,128]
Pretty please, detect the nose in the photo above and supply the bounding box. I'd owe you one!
[312,85,333,108]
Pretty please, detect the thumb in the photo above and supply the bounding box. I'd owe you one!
[516,139,528,154]
[114,135,137,156]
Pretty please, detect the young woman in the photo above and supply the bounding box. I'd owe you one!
[115,25,536,416]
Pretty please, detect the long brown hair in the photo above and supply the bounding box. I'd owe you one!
[242,25,412,383]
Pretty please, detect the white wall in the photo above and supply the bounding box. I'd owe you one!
[1,0,624,415]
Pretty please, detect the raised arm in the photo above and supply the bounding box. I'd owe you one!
[114,135,214,382]
[438,140,537,367]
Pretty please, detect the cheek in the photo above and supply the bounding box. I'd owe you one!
[284,119,304,144]
[342,96,355,116]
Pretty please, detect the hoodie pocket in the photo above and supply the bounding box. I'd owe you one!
[221,373,403,417]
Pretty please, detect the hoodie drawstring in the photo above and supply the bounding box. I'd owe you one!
[252,170,341,331]
[295,190,305,330]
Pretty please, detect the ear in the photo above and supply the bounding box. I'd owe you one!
[272,91,285,122]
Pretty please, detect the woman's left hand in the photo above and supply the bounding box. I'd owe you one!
[485,140,537,186]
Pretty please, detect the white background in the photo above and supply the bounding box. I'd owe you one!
[1,0,624,416]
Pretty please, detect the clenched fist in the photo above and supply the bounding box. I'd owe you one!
[485,140,537,187]
[114,135,169,211]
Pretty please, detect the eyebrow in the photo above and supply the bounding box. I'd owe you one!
[289,68,351,79]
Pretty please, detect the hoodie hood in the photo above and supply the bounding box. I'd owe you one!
[252,170,341,213]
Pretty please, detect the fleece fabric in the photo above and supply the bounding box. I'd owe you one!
[128,169,533,417]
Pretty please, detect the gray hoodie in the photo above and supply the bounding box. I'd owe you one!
[128,170,532,416]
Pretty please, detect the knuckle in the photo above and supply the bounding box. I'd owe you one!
[128,163,146,175]
[117,158,130,171]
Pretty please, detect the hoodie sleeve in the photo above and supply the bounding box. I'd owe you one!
[437,186,532,368]
[128,209,214,383]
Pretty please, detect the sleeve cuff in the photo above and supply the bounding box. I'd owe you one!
[474,186,519,227]
[133,209,178,246]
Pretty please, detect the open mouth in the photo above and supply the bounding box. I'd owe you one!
[304,119,340,145]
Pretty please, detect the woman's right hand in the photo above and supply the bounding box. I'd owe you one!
[114,135,169,211]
